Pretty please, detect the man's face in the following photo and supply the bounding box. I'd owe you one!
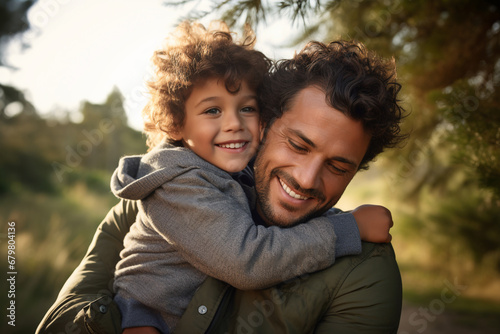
[254,86,371,227]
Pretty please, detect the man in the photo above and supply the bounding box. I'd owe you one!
[37,39,405,333]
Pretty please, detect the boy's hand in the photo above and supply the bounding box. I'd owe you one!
[352,204,393,243]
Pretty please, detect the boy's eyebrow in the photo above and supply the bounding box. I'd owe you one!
[194,94,258,108]
[194,96,219,107]
[289,128,358,168]
[238,94,259,103]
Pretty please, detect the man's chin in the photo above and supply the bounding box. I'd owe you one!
[261,207,318,228]
[256,190,324,227]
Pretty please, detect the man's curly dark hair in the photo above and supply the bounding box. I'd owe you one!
[259,40,406,169]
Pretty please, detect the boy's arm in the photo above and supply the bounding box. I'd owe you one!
[351,204,393,243]
[141,167,359,290]
[327,204,394,257]
[322,208,362,258]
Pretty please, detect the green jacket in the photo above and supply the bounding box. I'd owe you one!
[36,199,402,334]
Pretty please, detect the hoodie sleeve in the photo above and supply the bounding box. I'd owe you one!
[140,164,359,290]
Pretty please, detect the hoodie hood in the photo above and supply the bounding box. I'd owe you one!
[111,143,218,201]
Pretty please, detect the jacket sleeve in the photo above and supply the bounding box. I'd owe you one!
[35,199,138,334]
[313,243,403,334]
[140,167,358,290]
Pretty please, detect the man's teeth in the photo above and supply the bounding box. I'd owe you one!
[279,179,308,200]
[218,142,245,149]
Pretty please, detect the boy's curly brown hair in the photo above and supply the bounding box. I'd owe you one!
[142,21,271,149]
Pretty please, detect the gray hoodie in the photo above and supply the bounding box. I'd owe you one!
[111,142,361,332]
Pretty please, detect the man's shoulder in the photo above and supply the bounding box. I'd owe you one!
[301,242,399,291]
[327,241,397,273]
[315,242,401,298]
[358,241,397,259]
[277,242,398,291]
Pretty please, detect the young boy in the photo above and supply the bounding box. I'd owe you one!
[111,21,392,334]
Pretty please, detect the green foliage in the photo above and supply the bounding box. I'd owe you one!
[428,190,500,268]
[0,0,36,67]
[0,85,58,194]
[436,80,500,197]
[169,0,270,27]
[0,87,147,195]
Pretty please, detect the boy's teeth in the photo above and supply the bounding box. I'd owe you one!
[219,142,245,149]
[279,179,308,200]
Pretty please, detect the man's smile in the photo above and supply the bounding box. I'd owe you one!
[278,178,309,200]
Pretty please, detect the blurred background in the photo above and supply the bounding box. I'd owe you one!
[1,0,499,333]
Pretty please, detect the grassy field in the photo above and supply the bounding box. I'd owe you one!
[0,171,119,334]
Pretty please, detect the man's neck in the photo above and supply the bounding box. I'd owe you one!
[251,208,269,227]
[230,161,269,226]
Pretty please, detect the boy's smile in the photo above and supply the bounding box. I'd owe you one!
[174,78,261,173]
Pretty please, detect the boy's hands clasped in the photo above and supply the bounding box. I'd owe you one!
[352,204,394,243]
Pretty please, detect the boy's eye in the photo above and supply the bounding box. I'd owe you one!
[203,108,221,115]
[241,106,258,113]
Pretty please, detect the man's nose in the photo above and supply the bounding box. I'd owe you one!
[293,156,323,191]
[222,111,244,132]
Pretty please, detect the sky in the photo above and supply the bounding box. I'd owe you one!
[2,0,302,130]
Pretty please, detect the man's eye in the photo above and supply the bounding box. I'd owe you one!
[203,108,220,115]
[288,140,307,152]
[329,163,348,175]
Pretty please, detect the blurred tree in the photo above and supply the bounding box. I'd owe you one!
[0,0,38,150]
[1,87,146,194]
[178,0,500,267]
[0,1,146,194]
[77,88,146,172]
[0,0,35,67]
[0,84,57,193]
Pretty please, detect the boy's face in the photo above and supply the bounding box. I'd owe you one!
[174,78,261,173]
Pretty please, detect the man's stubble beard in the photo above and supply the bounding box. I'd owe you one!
[253,146,329,228]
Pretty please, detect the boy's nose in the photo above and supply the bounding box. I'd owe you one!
[223,111,244,132]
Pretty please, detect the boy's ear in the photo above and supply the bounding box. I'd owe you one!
[170,129,183,141]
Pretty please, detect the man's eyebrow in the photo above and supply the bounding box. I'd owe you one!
[330,156,358,169]
[289,128,358,168]
[289,129,316,148]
